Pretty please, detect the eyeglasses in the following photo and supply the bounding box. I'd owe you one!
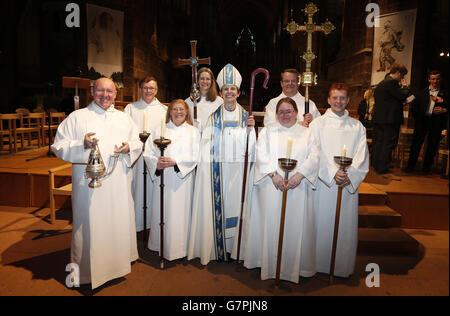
[94,89,115,95]
[282,80,298,84]
[278,110,295,115]
[142,87,157,91]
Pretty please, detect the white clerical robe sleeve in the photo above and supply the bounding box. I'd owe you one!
[175,127,201,179]
[254,127,276,183]
[123,116,142,168]
[143,134,160,181]
[309,120,339,187]
[345,125,369,194]
[296,131,320,188]
[51,115,89,164]
[263,100,277,127]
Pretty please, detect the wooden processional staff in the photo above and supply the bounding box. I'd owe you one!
[329,155,353,284]
[286,2,335,114]
[154,135,172,269]
[275,158,298,288]
[178,40,211,120]
[236,68,270,267]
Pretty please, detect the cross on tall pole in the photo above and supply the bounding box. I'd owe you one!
[178,40,211,120]
[286,2,335,114]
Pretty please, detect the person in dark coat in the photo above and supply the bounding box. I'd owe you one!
[372,64,410,174]
[405,70,448,173]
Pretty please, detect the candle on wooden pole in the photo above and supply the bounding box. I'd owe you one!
[342,145,347,157]
[143,113,147,132]
[286,138,293,159]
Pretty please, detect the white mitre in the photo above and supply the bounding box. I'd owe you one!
[216,64,242,90]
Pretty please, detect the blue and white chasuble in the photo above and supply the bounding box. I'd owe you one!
[188,104,256,265]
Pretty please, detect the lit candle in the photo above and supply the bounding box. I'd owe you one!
[161,117,166,139]
[286,138,293,159]
[342,145,347,157]
[143,113,147,132]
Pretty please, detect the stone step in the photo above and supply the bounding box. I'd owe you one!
[359,205,402,228]
[359,182,388,206]
[357,228,420,256]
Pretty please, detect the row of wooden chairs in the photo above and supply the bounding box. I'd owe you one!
[0,111,66,153]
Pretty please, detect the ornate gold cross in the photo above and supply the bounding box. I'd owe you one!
[285,2,335,113]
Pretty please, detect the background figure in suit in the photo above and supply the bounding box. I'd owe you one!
[406,70,448,173]
[372,64,410,174]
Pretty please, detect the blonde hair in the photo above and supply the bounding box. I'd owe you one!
[166,99,193,126]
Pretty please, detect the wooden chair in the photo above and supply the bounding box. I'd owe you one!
[15,112,45,149]
[43,112,66,145]
[49,164,72,224]
[0,114,19,153]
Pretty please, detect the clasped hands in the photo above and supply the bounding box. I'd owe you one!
[157,156,176,170]
[271,172,304,191]
[84,133,130,154]
[335,169,351,187]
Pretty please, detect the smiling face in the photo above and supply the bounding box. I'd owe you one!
[198,71,212,95]
[220,85,240,107]
[280,72,299,97]
[170,101,188,126]
[277,102,298,128]
[91,78,117,110]
[328,89,349,117]
[141,80,158,104]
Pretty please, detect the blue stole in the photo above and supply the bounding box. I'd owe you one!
[210,105,248,261]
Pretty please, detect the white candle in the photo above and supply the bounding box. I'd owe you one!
[342,145,347,157]
[286,138,293,159]
[143,113,147,132]
[161,117,166,139]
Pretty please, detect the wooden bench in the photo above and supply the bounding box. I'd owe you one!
[49,164,72,223]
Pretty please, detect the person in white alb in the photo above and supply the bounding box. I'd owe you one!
[309,83,369,278]
[52,77,142,289]
[188,64,256,265]
[124,77,167,233]
[264,68,321,128]
[185,67,223,133]
[244,97,320,283]
[143,99,200,261]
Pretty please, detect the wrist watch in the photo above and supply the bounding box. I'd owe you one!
[269,172,276,178]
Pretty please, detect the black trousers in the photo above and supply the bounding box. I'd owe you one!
[372,123,400,173]
[407,115,444,171]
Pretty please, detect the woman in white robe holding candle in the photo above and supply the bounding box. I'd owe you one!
[124,77,167,233]
[309,83,369,278]
[244,97,320,283]
[143,99,200,261]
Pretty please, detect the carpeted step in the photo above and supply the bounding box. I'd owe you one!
[357,228,420,256]
[359,182,388,205]
[359,205,402,228]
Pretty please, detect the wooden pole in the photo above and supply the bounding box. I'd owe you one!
[236,68,269,267]
[275,177,289,287]
[329,186,343,284]
[159,147,166,269]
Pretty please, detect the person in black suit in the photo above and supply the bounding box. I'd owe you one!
[405,70,448,173]
[372,64,410,174]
